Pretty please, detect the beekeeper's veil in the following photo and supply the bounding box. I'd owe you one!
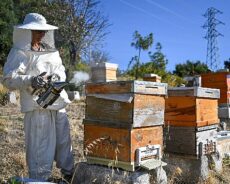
[13,13,58,51]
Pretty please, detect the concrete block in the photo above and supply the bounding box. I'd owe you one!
[72,162,167,184]
[163,153,221,183]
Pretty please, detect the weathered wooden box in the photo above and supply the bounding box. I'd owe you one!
[84,121,163,171]
[201,72,230,105]
[85,81,167,128]
[164,125,218,156]
[165,87,220,127]
[143,74,161,82]
[90,62,118,83]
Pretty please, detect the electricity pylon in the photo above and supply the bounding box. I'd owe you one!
[202,7,224,71]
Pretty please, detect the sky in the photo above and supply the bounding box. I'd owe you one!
[98,0,230,72]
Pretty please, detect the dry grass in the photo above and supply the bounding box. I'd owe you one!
[1,101,230,184]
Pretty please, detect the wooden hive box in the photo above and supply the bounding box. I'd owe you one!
[85,80,167,128]
[201,72,230,105]
[165,87,220,127]
[143,74,161,82]
[84,120,163,171]
[91,62,118,83]
[164,125,218,156]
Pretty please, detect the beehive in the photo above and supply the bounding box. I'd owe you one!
[84,80,167,171]
[86,81,167,127]
[164,125,218,156]
[143,74,161,82]
[84,121,163,171]
[165,87,220,127]
[90,62,118,83]
[201,72,230,105]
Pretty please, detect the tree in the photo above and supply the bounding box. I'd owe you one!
[173,60,209,77]
[90,50,110,64]
[129,31,153,79]
[224,58,230,70]
[0,0,17,66]
[1,0,109,80]
[146,42,168,75]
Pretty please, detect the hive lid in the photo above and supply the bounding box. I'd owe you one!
[168,87,220,99]
[86,80,168,95]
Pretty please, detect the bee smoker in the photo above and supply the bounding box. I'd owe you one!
[36,81,69,108]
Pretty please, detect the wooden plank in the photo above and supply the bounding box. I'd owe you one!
[86,156,135,171]
[83,119,133,129]
[201,72,229,104]
[201,72,229,83]
[85,81,133,94]
[86,94,165,128]
[165,120,219,127]
[168,87,219,98]
[165,96,196,122]
[164,126,218,156]
[130,126,163,162]
[164,126,196,155]
[85,80,167,95]
[196,98,219,124]
[84,123,163,163]
[86,95,133,124]
[133,81,167,95]
[133,95,165,127]
[84,123,131,162]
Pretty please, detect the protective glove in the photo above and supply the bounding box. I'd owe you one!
[47,73,60,82]
[31,72,47,89]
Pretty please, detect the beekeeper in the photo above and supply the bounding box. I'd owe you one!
[3,13,74,181]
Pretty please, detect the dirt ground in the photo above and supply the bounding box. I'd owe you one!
[0,101,85,183]
[0,100,230,184]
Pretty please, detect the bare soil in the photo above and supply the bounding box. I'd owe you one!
[0,101,230,184]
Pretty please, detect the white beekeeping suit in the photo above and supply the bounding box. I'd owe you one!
[3,13,74,180]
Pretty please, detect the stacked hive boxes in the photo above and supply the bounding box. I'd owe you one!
[165,87,220,156]
[201,72,230,119]
[84,80,167,171]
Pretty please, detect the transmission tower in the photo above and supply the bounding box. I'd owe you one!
[202,7,224,71]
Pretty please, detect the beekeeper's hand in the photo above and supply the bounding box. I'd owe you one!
[47,73,60,82]
[31,72,47,89]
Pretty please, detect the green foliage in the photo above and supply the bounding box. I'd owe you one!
[75,62,90,72]
[224,58,230,70]
[0,0,17,66]
[173,60,209,77]
[161,73,185,87]
[128,42,168,79]
[131,31,153,51]
[129,31,153,79]
[1,0,109,80]
[148,42,168,73]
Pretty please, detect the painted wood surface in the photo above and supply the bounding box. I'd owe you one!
[130,127,163,162]
[85,80,167,95]
[86,95,133,125]
[201,72,230,104]
[86,94,165,127]
[167,87,220,99]
[84,123,163,162]
[165,96,219,127]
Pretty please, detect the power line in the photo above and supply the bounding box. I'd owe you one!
[202,7,224,71]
